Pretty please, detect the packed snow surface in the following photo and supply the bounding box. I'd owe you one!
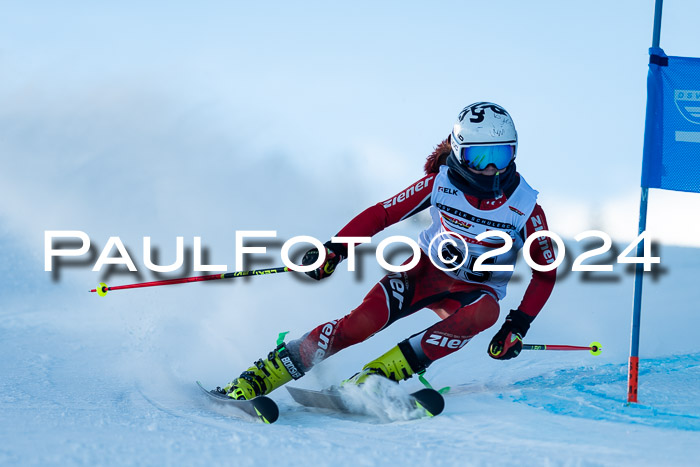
[2,238,699,466]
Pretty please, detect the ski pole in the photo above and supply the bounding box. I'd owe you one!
[89,266,291,297]
[522,341,602,356]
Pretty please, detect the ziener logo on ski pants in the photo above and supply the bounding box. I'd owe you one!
[315,320,338,362]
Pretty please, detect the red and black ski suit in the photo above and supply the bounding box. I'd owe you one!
[290,164,557,372]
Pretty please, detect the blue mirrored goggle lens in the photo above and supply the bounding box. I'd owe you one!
[460,145,514,170]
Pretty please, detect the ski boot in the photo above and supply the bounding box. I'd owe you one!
[342,341,426,386]
[221,339,305,400]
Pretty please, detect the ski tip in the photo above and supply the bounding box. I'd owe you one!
[415,401,434,417]
[253,397,280,424]
[412,388,445,417]
[197,381,280,424]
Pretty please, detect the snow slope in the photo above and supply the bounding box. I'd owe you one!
[2,230,699,466]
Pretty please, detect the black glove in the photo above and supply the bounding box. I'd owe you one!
[488,309,534,360]
[301,241,346,280]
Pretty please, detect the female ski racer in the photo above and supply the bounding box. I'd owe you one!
[221,102,557,400]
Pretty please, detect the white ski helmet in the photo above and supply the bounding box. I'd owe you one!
[450,102,517,171]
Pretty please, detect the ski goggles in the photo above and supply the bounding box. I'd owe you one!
[456,143,515,171]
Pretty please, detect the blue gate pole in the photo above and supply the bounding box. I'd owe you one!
[628,188,649,403]
[628,0,663,404]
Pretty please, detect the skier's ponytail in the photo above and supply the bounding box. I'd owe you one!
[424,135,452,175]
